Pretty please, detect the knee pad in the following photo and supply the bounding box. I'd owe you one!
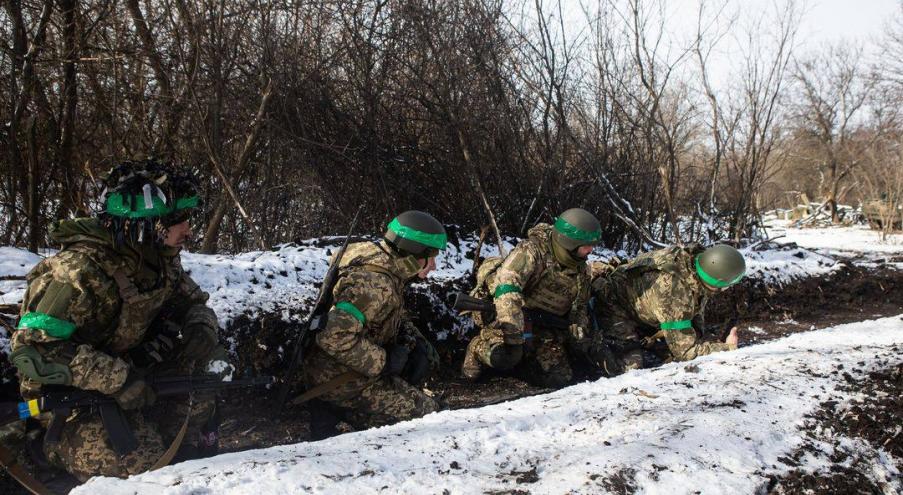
[488,343,523,370]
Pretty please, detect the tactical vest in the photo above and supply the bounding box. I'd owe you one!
[66,243,180,355]
[474,242,585,317]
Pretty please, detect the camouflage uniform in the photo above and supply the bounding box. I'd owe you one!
[462,224,593,388]
[301,241,438,428]
[591,246,736,374]
[11,218,229,481]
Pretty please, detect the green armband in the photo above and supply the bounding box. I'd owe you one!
[494,284,521,298]
[660,320,693,331]
[335,302,366,324]
[17,312,77,339]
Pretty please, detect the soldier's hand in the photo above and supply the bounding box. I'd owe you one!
[382,344,410,377]
[568,324,587,342]
[725,327,739,349]
[113,370,156,410]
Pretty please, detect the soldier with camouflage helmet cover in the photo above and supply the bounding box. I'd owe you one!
[300,211,445,431]
[461,208,602,388]
[9,159,231,481]
[591,244,745,375]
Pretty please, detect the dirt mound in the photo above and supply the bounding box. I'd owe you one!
[765,356,903,494]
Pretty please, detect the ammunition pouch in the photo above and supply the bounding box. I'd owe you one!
[10,346,72,386]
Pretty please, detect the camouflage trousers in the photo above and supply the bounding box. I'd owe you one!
[462,325,588,388]
[592,310,648,376]
[302,349,438,429]
[44,305,230,481]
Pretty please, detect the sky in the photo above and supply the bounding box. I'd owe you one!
[540,0,902,90]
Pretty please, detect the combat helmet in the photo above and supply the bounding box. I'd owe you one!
[551,208,602,259]
[695,244,746,289]
[98,159,202,247]
[384,210,447,258]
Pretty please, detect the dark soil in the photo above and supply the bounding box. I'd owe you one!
[764,359,903,494]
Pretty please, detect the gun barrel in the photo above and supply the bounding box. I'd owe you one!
[452,293,493,312]
[152,375,274,396]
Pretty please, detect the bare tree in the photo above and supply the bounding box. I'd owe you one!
[791,43,877,223]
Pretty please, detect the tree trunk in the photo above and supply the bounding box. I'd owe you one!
[27,117,40,253]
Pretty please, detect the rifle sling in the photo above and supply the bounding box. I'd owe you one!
[290,371,360,406]
[150,399,191,472]
[99,402,139,456]
[0,442,52,495]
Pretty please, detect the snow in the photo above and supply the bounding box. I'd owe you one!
[75,315,903,494]
[0,247,46,306]
[740,245,841,285]
[766,219,903,263]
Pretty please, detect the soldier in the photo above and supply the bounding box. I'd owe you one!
[461,208,601,388]
[591,244,745,375]
[9,159,231,481]
[300,211,444,431]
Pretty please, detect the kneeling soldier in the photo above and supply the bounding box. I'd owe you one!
[461,208,601,388]
[591,244,745,375]
[10,160,231,481]
[301,211,444,429]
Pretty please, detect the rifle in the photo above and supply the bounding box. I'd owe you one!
[276,207,362,412]
[1,374,274,456]
[452,293,572,332]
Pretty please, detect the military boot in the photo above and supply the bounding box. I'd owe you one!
[461,338,484,381]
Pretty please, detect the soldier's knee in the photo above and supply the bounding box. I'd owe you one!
[487,343,523,370]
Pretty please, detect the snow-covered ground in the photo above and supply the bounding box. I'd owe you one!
[766,218,903,265]
[75,315,903,495]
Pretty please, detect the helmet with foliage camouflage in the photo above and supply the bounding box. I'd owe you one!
[695,244,746,288]
[552,208,602,252]
[98,159,202,247]
[384,210,447,258]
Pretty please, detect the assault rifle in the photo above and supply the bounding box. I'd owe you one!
[452,293,572,332]
[1,374,274,456]
[276,207,362,413]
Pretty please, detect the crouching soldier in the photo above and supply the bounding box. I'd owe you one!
[461,208,602,388]
[9,160,231,481]
[301,211,444,431]
[591,244,745,375]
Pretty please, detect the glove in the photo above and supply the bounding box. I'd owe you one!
[568,324,587,342]
[382,344,410,377]
[401,339,431,386]
[130,333,177,368]
[113,370,156,410]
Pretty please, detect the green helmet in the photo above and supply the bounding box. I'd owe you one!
[552,208,602,251]
[99,159,202,246]
[384,210,447,258]
[695,244,746,288]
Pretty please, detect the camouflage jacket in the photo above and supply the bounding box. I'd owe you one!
[482,223,591,336]
[12,218,209,397]
[592,246,734,361]
[312,241,425,378]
